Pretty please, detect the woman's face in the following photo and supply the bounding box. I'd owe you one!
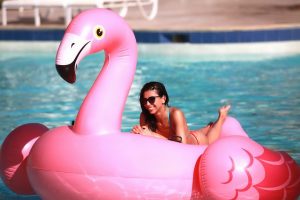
[142,90,166,114]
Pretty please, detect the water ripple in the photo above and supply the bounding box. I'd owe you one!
[0,43,300,199]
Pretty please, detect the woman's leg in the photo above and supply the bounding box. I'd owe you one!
[206,105,231,144]
[191,105,231,145]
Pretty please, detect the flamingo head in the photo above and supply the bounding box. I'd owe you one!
[55,8,135,83]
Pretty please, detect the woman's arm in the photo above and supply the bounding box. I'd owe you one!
[169,108,189,144]
[131,113,168,140]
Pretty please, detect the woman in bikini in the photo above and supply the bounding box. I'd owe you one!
[131,81,231,145]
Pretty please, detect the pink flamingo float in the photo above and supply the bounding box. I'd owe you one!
[1,9,299,199]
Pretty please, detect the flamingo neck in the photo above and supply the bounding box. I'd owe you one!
[74,44,137,135]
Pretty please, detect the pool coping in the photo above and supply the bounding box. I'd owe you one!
[0,26,300,43]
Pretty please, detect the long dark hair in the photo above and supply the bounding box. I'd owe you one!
[139,81,169,131]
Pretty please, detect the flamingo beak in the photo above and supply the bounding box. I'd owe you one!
[56,62,77,83]
[55,33,91,84]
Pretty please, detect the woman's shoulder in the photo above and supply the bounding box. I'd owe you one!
[170,106,183,112]
[169,107,185,118]
[139,112,146,122]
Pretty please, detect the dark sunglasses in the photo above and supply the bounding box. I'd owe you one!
[142,96,160,105]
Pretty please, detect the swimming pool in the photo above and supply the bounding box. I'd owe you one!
[0,41,300,199]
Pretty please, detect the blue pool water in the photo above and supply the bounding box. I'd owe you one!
[0,42,299,199]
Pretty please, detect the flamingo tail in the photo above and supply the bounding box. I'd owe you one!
[0,123,49,194]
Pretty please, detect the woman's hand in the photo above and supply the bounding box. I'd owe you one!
[131,125,169,140]
[131,125,153,136]
[131,125,143,134]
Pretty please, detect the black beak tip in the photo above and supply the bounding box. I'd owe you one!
[56,64,76,84]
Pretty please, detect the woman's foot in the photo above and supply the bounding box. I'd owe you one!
[192,105,231,141]
[218,105,231,122]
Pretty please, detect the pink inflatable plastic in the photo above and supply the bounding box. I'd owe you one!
[1,8,299,200]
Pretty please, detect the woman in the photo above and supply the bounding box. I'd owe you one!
[131,81,231,145]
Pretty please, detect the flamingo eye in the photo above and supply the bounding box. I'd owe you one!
[94,25,105,40]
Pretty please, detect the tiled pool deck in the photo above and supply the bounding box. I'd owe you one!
[0,0,300,43]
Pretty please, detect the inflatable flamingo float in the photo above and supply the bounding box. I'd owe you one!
[1,9,299,200]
